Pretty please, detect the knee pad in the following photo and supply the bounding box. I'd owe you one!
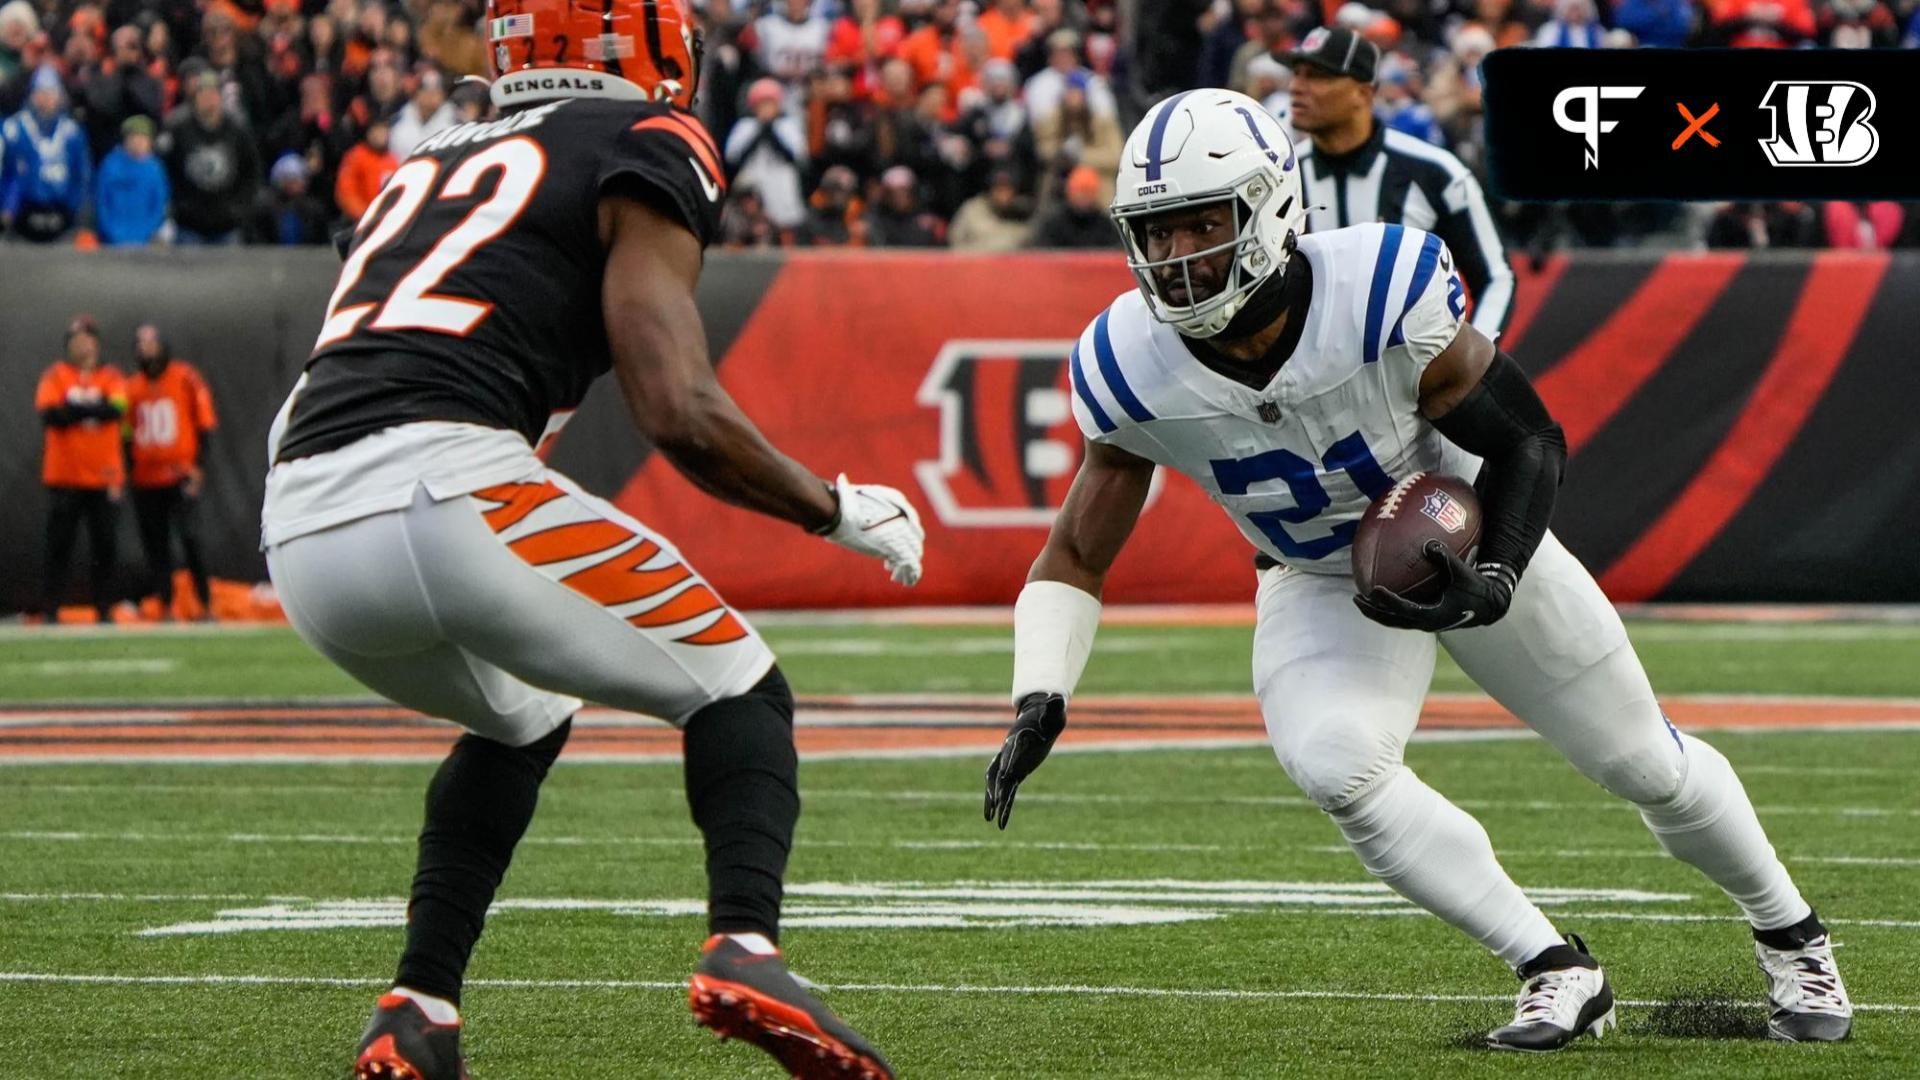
[1274,717,1403,812]
[1580,714,1687,806]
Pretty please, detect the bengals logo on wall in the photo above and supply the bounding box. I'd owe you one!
[914,340,1161,528]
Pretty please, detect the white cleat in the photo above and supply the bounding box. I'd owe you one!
[1487,934,1616,1053]
[1756,932,1853,1042]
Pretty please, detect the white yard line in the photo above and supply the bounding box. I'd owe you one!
[1305,845,1920,867]
[8,784,1914,818]
[0,892,315,903]
[7,891,1919,933]
[802,789,1920,818]
[5,783,418,794]
[0,659,179,676]
[0,831,1224,853]
[1333,908,1920,930]
[0,970,1914,1013]
[0,739,1281,767]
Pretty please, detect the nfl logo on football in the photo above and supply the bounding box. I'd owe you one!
[1421,490,1467,533]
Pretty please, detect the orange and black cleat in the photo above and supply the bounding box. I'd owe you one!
[353,993,470,1080]
[689,934,894,1079]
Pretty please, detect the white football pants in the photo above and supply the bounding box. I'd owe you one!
[268,476,775,747]
[1253,531,1810,968]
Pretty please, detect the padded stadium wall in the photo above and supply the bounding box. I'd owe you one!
[1,248,1914,613]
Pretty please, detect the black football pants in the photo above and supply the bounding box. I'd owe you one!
[42,486,118,620]
[133,483,212,608]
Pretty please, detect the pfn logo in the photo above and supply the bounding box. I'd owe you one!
[1758,81,1879,167]
[1552,85,1645,170]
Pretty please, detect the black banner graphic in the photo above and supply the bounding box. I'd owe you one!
[1483,49,1920,201]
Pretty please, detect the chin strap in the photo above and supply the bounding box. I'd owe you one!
[1213,261,1293,341]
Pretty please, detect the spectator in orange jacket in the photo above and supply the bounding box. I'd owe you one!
[35,316,128,622]
[898,0,976,109]
[125,323,218,619]
[977,0,1038,60]
[335,115,397,222]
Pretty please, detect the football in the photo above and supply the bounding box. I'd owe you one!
[1352,472,1483,602]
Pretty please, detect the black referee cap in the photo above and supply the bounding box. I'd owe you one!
[1283,26,1381,84]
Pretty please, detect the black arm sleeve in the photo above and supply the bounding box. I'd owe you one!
[41,401,121,426]
[1430,350,1567,579]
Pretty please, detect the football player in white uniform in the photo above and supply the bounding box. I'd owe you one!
[984,89,1852,1051]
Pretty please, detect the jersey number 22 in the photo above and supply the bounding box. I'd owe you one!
[315,138,547,350]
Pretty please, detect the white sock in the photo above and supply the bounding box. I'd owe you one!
[725,932,780,956]
[1637,733,1811,932]
[391,986,460,1025]
[1331,766,1564,969]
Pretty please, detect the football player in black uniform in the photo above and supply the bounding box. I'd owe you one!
[262,1,914,1076]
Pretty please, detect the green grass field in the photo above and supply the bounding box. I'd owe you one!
[2,619,1917,1078]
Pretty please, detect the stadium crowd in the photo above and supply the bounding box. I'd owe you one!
[1,0,1918,255]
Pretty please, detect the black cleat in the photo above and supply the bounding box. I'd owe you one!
[1487,934,1616,1053]
[689,934,894,1079]
[353,993,470,1080]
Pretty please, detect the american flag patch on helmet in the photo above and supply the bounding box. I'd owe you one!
[490,14,534,39]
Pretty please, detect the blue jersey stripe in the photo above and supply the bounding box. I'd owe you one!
[1069,341,1116,434]
[1386,232,1444,350]
[1093,309,1155,423]
[1143,91,1193,182]
[1363,224,1405,363]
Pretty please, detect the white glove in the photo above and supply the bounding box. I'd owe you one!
[815,473,925,586]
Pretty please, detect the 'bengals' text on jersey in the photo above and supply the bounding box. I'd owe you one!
[275,97,725,463]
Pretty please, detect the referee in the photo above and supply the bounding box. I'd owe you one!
[1285,27,1515,336]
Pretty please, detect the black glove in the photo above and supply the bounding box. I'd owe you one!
[1354,540,1517,633]
[984,692,1066,830]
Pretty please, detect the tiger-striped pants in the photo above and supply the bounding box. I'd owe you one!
[266,473,774,746]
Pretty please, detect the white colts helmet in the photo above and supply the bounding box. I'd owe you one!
[1111,89,1306,338]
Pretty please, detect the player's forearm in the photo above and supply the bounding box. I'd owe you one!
[647,382,839,531]
[1012,461,1150,703]
[1010,578,1101,706]
[1431,351,1566,578]
[1028,540,1108,597]
[1026,450,1152,596]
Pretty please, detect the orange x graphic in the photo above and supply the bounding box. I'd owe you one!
[1673,102,1721,150]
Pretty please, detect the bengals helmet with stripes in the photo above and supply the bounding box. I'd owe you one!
[485,0,702,111]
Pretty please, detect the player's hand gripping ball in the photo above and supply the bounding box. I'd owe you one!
[1351,472,1514,633]
[1351,471,1482,601]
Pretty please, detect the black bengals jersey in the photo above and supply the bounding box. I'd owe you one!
[274,96,726,463]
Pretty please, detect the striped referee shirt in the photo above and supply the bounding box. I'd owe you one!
[1294,121,1515,337]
